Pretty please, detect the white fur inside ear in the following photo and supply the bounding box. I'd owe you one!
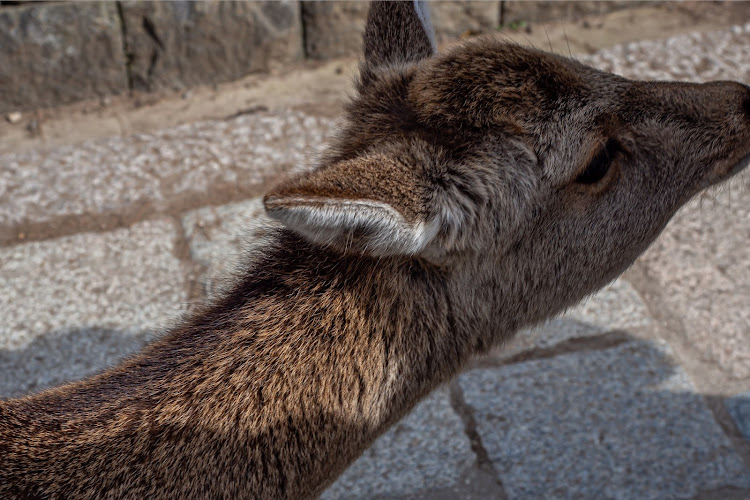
[265,198,439,256]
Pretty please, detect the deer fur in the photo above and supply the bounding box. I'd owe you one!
[2,2,750,498]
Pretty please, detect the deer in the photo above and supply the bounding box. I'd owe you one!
[2,1,749,498]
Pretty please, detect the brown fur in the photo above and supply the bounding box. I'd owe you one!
[2,2,750,498]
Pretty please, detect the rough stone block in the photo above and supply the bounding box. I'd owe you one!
[322,387,476,499]
[727,392,750,443]
[120,0,303,91]
[430,1,500,40]
[0,218,188,398]
[460,341,750,499]
[635,180,750,378]
[0,1,128,113]
[492,278,653,362]
[302,1,369,60]
[564,278,653,331]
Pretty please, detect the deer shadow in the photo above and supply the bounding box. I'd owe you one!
[1,322,749,499]
[0,326,154,399]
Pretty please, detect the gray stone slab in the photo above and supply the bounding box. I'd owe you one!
[322,387,477,500]
[426,2,501,42]
[0,2,129,113]
[727,392,750,443]
[493,278,653,361]
[502,1,653,26]
[563,278,653,331]
[120,0,302,91]
[0,218,188,398]
[0,110,336,244]
[580,23,750,83]
[182,198,281,298]
[635,179,750,378]
[301,1,369,60]
[460,341,750,500]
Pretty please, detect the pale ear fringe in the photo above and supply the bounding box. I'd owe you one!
[266,198,440,256]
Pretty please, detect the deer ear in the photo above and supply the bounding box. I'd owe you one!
[363,0,436,69]
[263,156,439,257]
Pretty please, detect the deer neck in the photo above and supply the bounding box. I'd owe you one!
[1,230,483,499]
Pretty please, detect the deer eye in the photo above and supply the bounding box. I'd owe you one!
[576,138,618,184]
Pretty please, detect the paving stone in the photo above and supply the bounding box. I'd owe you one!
[494,278,653,361]
[502,1,655,26]
[0,218,188,398]
[0,1,128,113]
[727,392,750,443]
[120,1,302,92]
[182,198,281,299]
[635,178,750,379]
[322,387,477,500]
[460,341,750,499]
[429,1,500,41]
[301,1,369,60]
[564,278,653,330]
[580,23,750,83]
[0,111,337,244]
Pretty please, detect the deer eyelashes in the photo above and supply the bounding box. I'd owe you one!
[575,138,621,185]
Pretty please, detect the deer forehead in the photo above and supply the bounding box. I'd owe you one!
[410,38,628,130]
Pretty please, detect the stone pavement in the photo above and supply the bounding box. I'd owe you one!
[2,23,750,500]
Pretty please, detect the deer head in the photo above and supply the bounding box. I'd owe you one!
[265,1,750,335]
[2,4,749,499]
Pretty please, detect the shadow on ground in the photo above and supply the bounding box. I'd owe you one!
[0,327,153,398]
[2,323,749,499]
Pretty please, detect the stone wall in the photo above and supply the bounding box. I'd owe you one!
[500,1,656,26]
[0,2,129,112]
[119,1,302,92]
[0,1,302,112]
[0,1,660,114]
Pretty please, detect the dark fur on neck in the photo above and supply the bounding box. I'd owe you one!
[0,230,472,499]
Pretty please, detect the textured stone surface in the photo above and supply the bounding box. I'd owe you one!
[322,387,477,499]
[429,1,500,40]
[580,23,750,82]
[0,1,128,113]
[502,1,655,25]
[120,1,302,91]
[460,341,750,499]
[0,111,336,244]
[303,1,500,59]
[182,198,280,299]
[636,180,750,379]
[564,278,653,330]
[0,218,188,398]
[494,278,652,361]
[727,392,750,443]
[301,1,369,60]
